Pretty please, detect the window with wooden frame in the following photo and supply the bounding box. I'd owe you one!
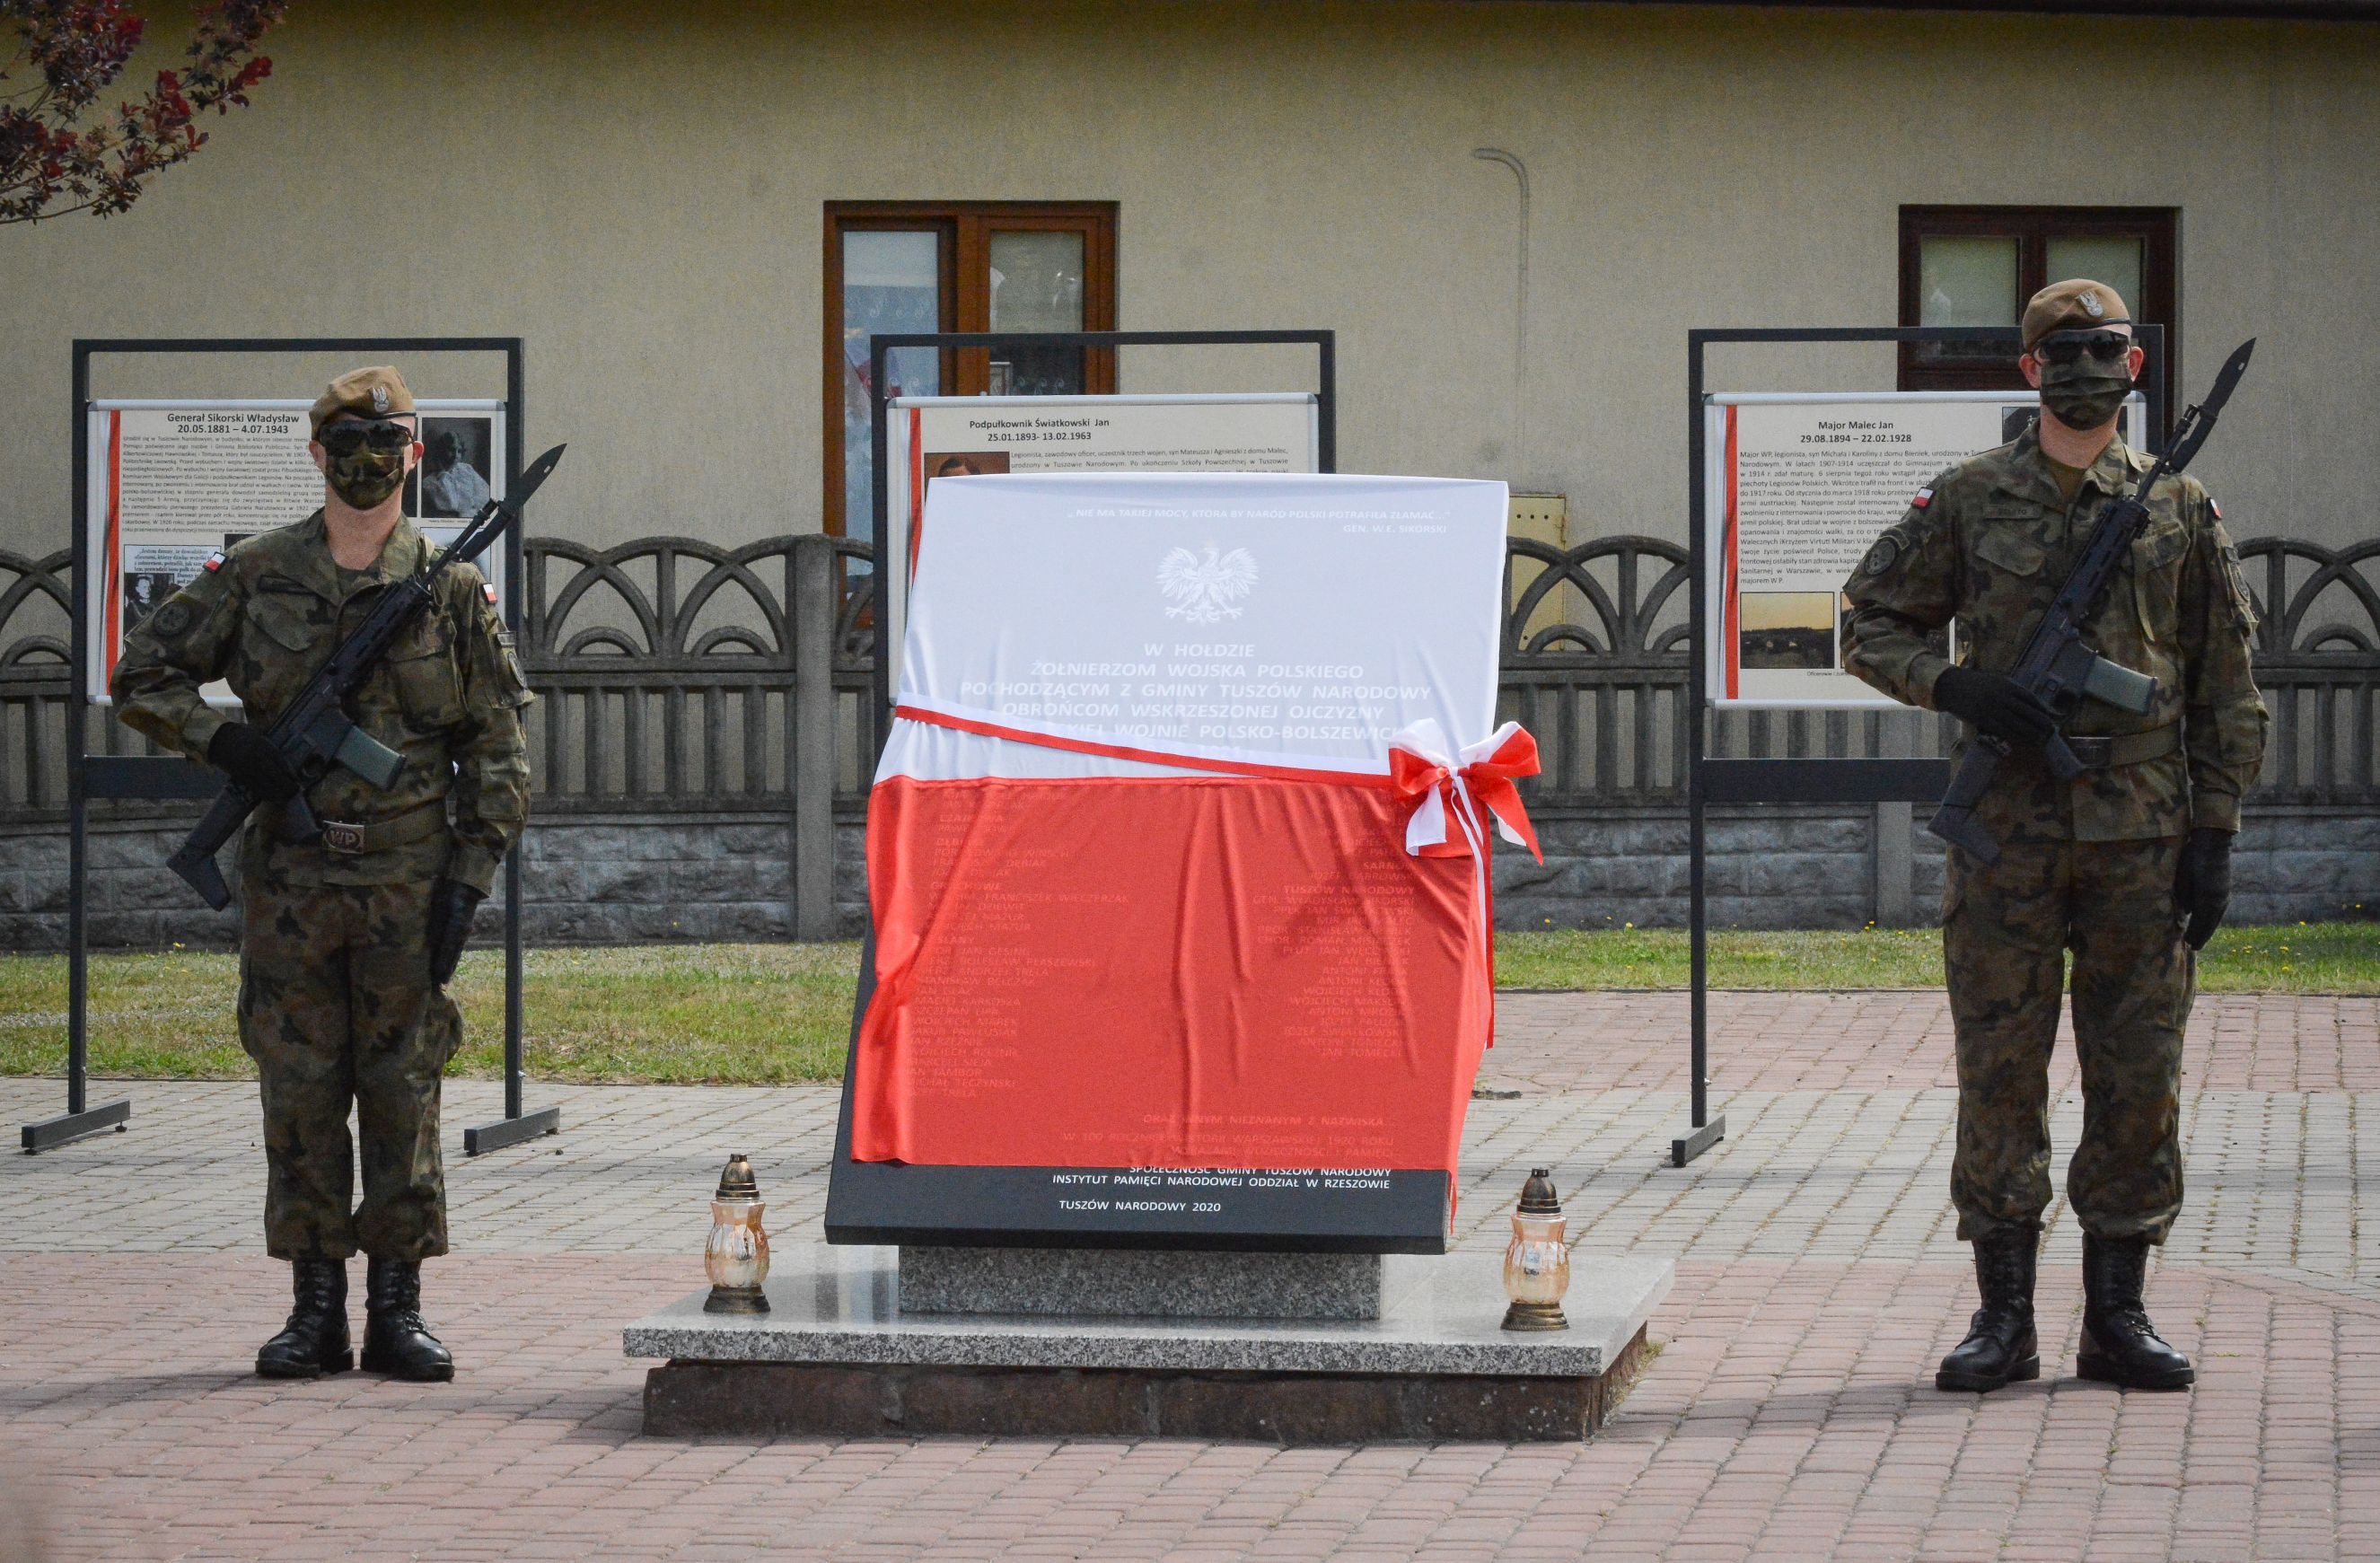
[1899,206,2178,415]
[823,201,1118,541]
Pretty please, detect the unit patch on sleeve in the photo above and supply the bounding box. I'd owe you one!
[1861,535,1902,576]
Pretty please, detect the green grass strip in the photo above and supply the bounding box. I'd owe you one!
[0,924,2367,1085]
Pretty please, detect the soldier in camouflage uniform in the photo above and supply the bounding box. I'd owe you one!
[111,367,532,1383]
[1843,282,2267,1394]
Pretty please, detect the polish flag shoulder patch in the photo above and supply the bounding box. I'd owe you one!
[1910,487,1934,510]
[2209,498,2223,520]
[483,583,499,605]
[200,549,226,572]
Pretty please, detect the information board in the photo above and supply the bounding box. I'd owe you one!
[1704,391,2145,707]
[880,393,1321,689]
[83,399,507,703]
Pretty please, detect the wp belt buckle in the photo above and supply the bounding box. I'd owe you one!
[320,820,367,855]
[2065,736,2113,769]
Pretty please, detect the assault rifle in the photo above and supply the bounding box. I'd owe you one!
[1927,340,2253,865]
[166,443,566,909]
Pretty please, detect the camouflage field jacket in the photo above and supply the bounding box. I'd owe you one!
[1842,425,2267,843]
[111,512,532,891]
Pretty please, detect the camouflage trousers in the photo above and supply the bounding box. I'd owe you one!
[1944,836,2192,1245]
[238,874,461,1261]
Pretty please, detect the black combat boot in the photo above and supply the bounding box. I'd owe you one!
[360,1257,454,1382]
[2078,1234,2194,1390]
[1935,1230,2039,1392]
[255,1256,353,1379]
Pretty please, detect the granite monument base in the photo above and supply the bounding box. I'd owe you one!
[898,1246,1384,1320]
[625,1243,1671,1443]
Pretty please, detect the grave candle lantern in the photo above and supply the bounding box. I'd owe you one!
[703,1153,771,1314]
[1500,1167,1570,1330]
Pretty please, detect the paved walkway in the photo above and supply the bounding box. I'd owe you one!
[2,990,2375,1560]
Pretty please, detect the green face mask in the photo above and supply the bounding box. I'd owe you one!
[326,445,407,509]
[2039,359,2132,433]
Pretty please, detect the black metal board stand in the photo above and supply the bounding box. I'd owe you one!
[24,337,553,1156]
[1672,324,2167,1166]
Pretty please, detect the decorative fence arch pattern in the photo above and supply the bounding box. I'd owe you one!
[518,533,876,812]
[0,531,2371,821]
[2238,536,2380,804]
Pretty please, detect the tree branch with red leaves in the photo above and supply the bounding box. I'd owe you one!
[2,0,286,224]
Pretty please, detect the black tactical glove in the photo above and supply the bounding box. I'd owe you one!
[206,722,303,803]
[2173,827,2233,951]
[425,878,486,988]
[1933,665,2059,749]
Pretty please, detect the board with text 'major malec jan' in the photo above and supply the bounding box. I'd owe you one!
[825,471,1515,1252]
[1704,391,2146,708]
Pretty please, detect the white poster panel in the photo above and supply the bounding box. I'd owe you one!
[1704,391,2147,707]
[881,393,1321,688]
[84,400,506,704]
[893,472,1506,776]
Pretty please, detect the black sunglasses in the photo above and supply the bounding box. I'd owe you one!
[320,418,417,456]
[2034,329,2134,366]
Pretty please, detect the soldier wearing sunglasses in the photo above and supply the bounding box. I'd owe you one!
[1843,282,2268,1395]
[110,366,533,1384]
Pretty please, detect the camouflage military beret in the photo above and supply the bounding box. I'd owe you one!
[309,365,415,435]
[2022,280,2132,353]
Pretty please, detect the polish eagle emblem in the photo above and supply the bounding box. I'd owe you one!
[1156,545,1259,625]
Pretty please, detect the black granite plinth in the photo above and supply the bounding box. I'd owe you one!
[899,1246,1384,1320]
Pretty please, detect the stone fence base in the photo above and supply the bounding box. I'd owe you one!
[0,811,871,951]
[0,803,2367,951]
[1500,803,2375,932]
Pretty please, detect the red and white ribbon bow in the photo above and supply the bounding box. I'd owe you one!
[1388,719,1543,864]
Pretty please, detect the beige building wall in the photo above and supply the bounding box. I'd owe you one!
[2,1,2374,558]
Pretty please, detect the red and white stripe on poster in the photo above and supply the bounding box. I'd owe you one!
[852,472,1529,1174]
[1723,404,1740,700]
[103,410,124,683]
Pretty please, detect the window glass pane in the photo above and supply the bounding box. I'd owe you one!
[842,229,942,544]
[1917,235,2018,364]
[2044,235,2144,319]
[988,230,1085,396]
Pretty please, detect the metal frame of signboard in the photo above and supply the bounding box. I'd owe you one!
[23,337,555,1157]
[1673,323,2167,1166]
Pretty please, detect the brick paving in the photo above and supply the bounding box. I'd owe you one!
[1,988,2376,1560]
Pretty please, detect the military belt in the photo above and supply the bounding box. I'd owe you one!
[2064,724,2181,770]
[316,797,450,856]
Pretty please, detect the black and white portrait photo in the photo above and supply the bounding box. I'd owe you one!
[121,571,177,630]
[418,417,495,519]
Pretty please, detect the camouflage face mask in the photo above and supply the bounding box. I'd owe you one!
[326,444,407,509]
[2038,357,2133,433]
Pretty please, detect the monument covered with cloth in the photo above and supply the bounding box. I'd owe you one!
[627,471,1672,1441]
[858,471,1534,1188]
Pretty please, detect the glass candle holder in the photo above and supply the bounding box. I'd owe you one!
[703,1153,771,1314]
[1500,1167,1570,1331]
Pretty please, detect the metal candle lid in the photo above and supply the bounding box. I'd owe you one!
[1517,1167,1562,1216]
[716,1153,760,1200]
